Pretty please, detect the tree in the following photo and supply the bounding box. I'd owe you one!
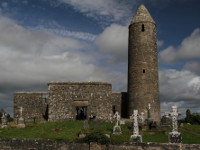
[184,109,200,124]
[185,109,192,123]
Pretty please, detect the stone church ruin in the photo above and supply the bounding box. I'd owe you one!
[13,5,160,123]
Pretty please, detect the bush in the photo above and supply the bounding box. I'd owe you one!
[184,109,200,125]
[77,131,110,144]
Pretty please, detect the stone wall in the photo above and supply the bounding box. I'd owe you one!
[13,92,47,122]
[111,92,122,115]
[47,82,113,121]
[0,140,200,150]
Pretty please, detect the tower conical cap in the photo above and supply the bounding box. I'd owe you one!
[130,4,155,24]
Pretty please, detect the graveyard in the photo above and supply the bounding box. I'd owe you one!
[0,116,200,144]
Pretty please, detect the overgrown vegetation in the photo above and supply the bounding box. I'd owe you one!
[0,120,200,144]
[76,131,110,144]
[180,109,200,125]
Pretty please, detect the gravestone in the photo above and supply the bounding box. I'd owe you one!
[113,112,122,134]
[83,120,89,129]
[108,113,113,123]
[161,112,171,127]
[1,112,8,128]
[120,120,125,125]
[138,112,145,130]
[130,110,142,143]
[146,104,153,125]
[168,106,182,143]
[17,107,26,128]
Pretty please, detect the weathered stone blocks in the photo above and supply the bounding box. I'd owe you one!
[13,92,47,122]
[128,5,160,122]
[47,82,113,121]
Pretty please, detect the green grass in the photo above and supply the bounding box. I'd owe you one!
[0,121,83,141]
[0,121,200,144]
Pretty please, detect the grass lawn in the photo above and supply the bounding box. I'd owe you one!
[0,121,199,144]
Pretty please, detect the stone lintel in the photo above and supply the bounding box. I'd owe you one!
[74,100,89,106]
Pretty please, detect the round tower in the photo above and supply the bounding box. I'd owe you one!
[128,5,160,121]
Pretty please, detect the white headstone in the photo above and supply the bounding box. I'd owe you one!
[109,113,113,123]
[19,107,24,118]
[170,106,181,133]
[1,112,8,128]
[113,112,122,134]
[113,112,120,127]
[130,110,139,136]
[17,107,25,128]
[138,112,144,124]
[168,106,182,143]
[130,110,142,143]
[146,103,151,119]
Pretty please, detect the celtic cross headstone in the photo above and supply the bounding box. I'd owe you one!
[130,110,142,143]
[113,112,122,134]
[168,106,182,143]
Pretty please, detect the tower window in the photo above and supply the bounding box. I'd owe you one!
[142,24,145,32]
[143,69,145,73]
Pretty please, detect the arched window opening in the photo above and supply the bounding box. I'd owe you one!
[142,24,145,32]
[143,69,145,73]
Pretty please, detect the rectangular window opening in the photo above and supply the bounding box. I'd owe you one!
[142,24,145,32]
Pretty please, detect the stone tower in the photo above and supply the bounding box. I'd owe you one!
[128,5,160,121]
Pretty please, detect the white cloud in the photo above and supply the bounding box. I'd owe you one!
[31,25,96,41]
[159,69,200,113]
[95,24,128,62]
[159,28,200,63]
[0,16,98,86]
[59,0,135,23]
[184,61,200,74]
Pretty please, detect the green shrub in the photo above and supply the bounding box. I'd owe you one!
[77,131,110,144]
[183,109,200,125]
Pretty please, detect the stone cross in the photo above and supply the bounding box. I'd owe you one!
[170,106,181,133]
[138,112,144,124]
[1,112,5,118]
[168,106,182,143]
[19,107,24,118]
[113,112,122,134]
[1,112,7,120]
[113,112,120,126]
[130,110,139,136]
[1,112,8,128]
[109,113,113,123]
[146,103,151,119]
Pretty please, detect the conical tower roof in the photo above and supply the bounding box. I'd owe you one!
[130,4,155,24]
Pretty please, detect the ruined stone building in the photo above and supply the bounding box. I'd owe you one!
[13,5,160,122]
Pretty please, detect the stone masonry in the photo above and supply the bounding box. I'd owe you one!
[0,139,200,150]
[14,92,47,122]
[47,82,114,121]
[111,92,123,115]
[128,5,160,121]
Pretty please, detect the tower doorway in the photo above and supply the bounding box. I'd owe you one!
[76,106,87,120]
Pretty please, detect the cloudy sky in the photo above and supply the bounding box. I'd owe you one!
[0,0,200,116]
